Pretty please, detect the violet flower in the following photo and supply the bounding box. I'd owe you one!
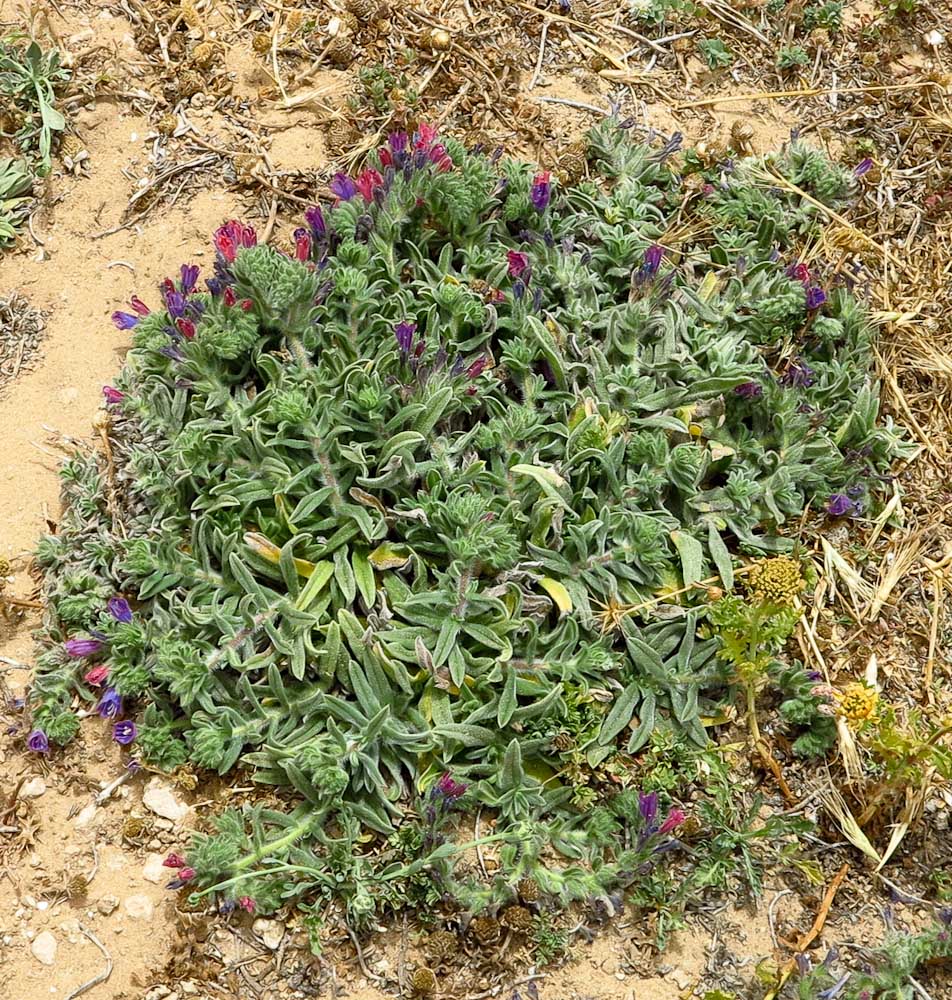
[395,321,416,354]
[65,637,103,658]
[165,291,186,319]
[180,264,199,294]
[305,205,326,238]
[530,171,552,212]
[805,286,827,310]
[733,381,763,399]
[854,158,874,177]
[642,244,664,277]
[330,173,358,201]
[778,359,815,389]
[638,791,659,826]
[112,311,139,330]
[826,493,854,517]
[113,720,137,745]
[107,597,133,623]
[102,386,124,404]
[97,688,122,719]
[507,250,530,279]
[27,729,49,753]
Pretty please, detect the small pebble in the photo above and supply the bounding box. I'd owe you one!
[31,931,57,966]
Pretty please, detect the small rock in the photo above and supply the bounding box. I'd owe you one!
[59,919,82,944]
[252,918,285,950]
[97,895,119,916]
[142,853,167,884]
[31,931,57,966]
[20,777,47,799]
[142,778,189,822]
[180,983,199,996]
[74,803,98,828]
[124,894,154,920]
[667,968,691,991]
[924,29,945,47]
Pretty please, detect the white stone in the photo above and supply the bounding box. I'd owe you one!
[74,803,98,828]
[124,894,154,920]
[20,777,47,798]
[142,778,189,822]
[142,853,167,884]
[31,931,57,966]
[924,29,945,47]
[97,895,119,916]
[59,919,81,944]
[252,918,285,950]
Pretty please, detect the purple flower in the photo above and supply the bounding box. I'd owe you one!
[507,250,530,279]
[305,205,326,237]
[165,291,187,319]
[778,359,815,389]
[27,729,49,753]
[330,173,357,201]
[854,158,874,177]
[826,493,855,518]
[107,597,133,624]
[733,381,763,399]
[65,638,103,658]
[642,244,664,277]
[97,688,122,719]
[389,131,408,155]
[102,386,124,404]
[530,171,552,212]
[805,286,827,310]
[113,720,137,745]
[180,264,199,293]
[638,791,659,827]
[112,311,139,330]
[434,773,468,801]
[395,321,416,354]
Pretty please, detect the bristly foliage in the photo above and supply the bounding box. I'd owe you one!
[30,121,912,923]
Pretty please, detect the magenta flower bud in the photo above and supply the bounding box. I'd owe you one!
[239,896,256,913]
[659,808,686,834]
[113,720,137,745]
[294,228,311,262]
[65,638,104,658]
[84,665,109,686]
[178,866,196,881]
[27,729,49,753]
[130,296,151,316]
[176,318,196,339]
[102,386,124,404]
[507,250,530,279]
[434,773,467,800]
[466,356,488,379]
[733,381,763,399]
[163,853,187,869]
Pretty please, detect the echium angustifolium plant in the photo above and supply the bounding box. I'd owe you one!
[29,120,912,925]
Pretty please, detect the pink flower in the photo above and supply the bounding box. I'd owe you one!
[130,296,151,316]
[659,809,686,835]
[787,262,810,285]
[414,122,439,150]
[467,356,488,379]
[238,896,256,913]
[163,853,186,869]
[223,287,237,307]
[239,299,254,312]
[176,318,196,339]
[294,228,311,262]
[102,386,124,404]
[355,168,384,203]
[84,665,109,686]
[507,250,530,279]
[214,220,257,263]
[378,146,393,168]
[178,866,196,881]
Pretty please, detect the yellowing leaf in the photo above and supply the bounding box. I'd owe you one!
[539,577,573,616]
[698,271,719,302]
[368,541,411,570]
[244,531,317,578]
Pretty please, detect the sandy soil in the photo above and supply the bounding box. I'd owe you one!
[0,1,907,998]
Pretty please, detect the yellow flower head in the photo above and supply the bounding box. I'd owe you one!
[835,682,879,726]
[744,556,805,607]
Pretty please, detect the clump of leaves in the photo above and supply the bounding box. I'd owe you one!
[0,36,69,174]
[777,46,810,71]
[794,918,952,998]
[30,121,912,930]
[697,37,734,69]
[0,157,32,245]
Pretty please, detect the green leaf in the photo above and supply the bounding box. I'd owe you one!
[671,529,704,587]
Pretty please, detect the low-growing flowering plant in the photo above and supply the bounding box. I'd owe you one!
[28,121,913,929]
